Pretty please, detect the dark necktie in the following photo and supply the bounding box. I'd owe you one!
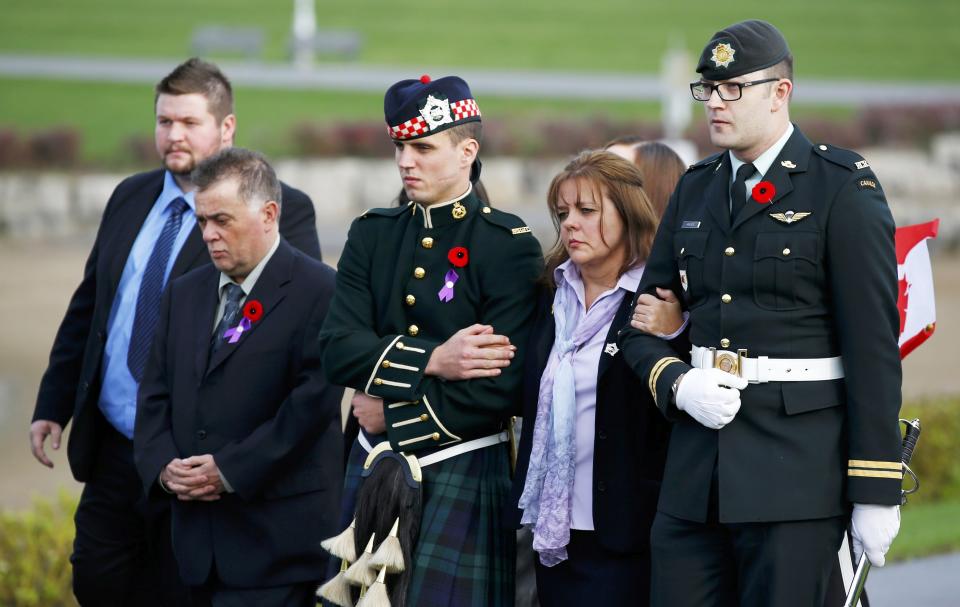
[210,283,245,358]
[127,197,189,382]
[730,163,756,222]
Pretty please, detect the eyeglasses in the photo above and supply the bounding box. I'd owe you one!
[690,78,780,101]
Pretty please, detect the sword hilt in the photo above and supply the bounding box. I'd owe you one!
[900,418,921,466]
[899,418,922,504]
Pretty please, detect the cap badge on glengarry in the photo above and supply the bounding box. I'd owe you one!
[419,94,454,131]
[711,42,736,68]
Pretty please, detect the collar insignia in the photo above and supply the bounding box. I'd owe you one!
[770,210,812,224]
[604,342,619,357]
[452,201,467,219]
[780,160,797,169]
[711,43,736,68]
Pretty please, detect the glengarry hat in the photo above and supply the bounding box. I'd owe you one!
[384,74,481,141]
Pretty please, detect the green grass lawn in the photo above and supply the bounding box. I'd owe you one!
[2,0,959,79]
[888,498,960,563]
[0,0,955,165]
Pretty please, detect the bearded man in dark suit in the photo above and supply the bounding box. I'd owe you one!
[29,58,321,606]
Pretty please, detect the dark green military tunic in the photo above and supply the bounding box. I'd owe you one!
[320,186,542,606]
[321,187,542,450]
[619,126,903,524]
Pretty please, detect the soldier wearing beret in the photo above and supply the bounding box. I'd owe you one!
[319,75,542,605]
[619,20,903,606]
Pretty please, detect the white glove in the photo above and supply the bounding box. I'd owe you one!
[850,503,900,567]
[674,368,748,429]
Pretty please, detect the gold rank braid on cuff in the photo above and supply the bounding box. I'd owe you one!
[848,470,903,479]
[847,459,904,479]
[649,357,683,403]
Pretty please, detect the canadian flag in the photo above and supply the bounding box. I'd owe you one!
[896,219,939,359]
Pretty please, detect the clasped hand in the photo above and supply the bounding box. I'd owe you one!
[161,454,225,501]
[425,324,515,380]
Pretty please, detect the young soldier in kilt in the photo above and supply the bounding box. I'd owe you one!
[319,75,542,606]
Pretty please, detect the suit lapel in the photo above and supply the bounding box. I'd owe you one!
[704,154,732,235]
[205,241,294,377]
[170,227,207,278]
[105,171,165,295]
[598,292,633,380]
[193,270,221,381]
[732,128,811,231]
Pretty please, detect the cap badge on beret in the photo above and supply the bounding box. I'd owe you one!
[710,42,736,68]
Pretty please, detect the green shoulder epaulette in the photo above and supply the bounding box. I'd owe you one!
[686,151,724,172]
[812,143,871,172]
[359,203,411,220]
[478,205,533,236]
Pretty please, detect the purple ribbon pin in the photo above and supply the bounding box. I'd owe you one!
[223,317,252,344]
[438,269,459,302]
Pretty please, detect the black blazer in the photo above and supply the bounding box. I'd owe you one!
[510,286,676,554]
[134,240,342,587]
[32,169,321,482]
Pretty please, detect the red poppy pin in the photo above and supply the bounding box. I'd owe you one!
[447,246,469,268]
[243,300,264,323]
[752,181,776,204]
[223,300,263,344]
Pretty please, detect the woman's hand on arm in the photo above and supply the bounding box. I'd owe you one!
[631,287,685,337]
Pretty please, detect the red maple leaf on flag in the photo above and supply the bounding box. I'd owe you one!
[895,219,939,359]
[897,277,909,336]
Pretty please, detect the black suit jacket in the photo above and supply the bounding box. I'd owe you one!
[32,168,321,482]
[134,240,342,587]
[510,286,674,554]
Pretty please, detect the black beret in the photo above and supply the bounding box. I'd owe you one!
[384,74,481,141]
[696,20,791,81]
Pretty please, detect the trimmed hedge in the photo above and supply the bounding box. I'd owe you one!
[0,491,78,607]
[900,396,960,504]
[3,102,959,170]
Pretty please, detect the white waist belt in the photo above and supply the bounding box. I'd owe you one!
[690,345,844,383]
[357,430,509,467]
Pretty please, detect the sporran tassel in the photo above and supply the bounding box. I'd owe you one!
[317,558,354,606]
[356,566,391,607]
[370,517,405,573]
[344,532,378,587]
[321,518,358,562]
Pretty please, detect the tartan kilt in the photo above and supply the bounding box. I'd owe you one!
[329,435,516,606]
